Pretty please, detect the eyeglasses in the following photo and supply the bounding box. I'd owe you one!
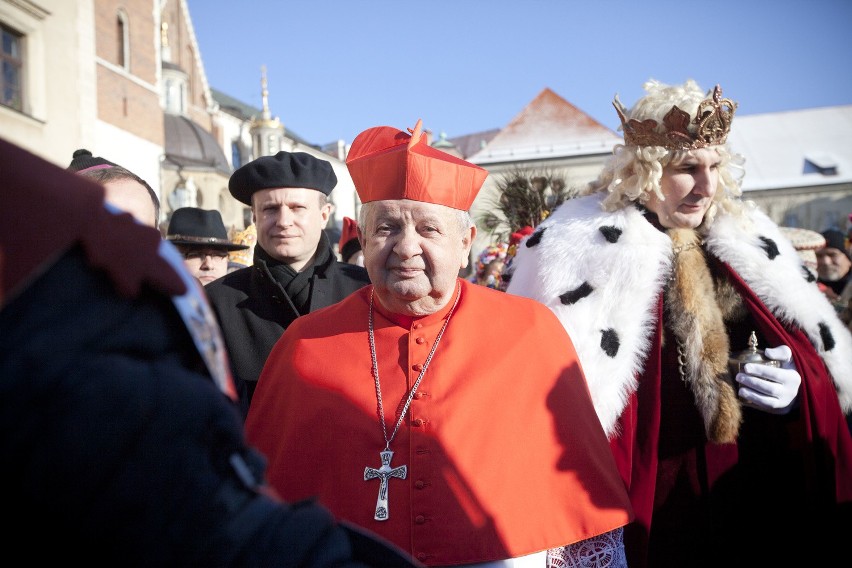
[182,250,230,262]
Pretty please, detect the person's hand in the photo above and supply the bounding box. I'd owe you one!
[736,345,801,414]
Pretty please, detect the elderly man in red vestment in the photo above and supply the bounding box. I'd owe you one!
[246,119,634,567]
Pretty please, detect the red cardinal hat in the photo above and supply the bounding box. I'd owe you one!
[338,216,359,251]
[346,119,487,211]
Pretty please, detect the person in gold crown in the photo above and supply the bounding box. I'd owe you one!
[506,79,852,567]
[246,119,633,566]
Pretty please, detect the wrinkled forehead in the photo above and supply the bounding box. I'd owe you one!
[367,199,456,225]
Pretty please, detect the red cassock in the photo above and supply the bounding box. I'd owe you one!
[246,279,633,566]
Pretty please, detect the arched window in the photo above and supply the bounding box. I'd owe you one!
[231,141,242,169]
[1,23,23,111]
[116,10,129,70]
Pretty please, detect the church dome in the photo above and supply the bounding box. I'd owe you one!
[164,113,230,174]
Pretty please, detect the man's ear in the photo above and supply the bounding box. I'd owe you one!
[250,195,259,224]
[324,200,335,219]
[317,198,334,228]
[460,225,476,268]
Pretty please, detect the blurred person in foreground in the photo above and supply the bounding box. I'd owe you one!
[205,151,370,416]
[166,207,249,285]
[246,120,633,567]
[0,136,419,567]
[68,148,160,228]
[506,79,852,567]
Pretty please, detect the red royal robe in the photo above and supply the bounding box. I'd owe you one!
[246,279,632,566]
[612,262,852,567]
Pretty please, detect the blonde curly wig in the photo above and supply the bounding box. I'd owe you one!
[584,79,751,228]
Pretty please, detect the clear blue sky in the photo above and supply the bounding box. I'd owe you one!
[187,0,852,146]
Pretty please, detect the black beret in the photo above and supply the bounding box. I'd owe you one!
[228,151,337,205]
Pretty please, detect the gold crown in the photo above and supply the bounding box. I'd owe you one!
[613,85,737,150]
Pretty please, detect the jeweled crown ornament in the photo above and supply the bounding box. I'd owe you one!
[613,85,737,150]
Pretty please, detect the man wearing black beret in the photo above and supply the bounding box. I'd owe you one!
[205,151,370,416]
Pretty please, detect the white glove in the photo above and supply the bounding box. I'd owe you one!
[736,345,801,415]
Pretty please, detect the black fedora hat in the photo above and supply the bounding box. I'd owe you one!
[166,208,248,251]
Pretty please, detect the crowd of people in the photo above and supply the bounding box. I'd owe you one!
[3,77,851,567]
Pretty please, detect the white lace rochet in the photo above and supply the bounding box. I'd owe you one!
[546,527,627,568]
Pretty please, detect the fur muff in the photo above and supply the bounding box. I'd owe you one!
[666,229,741,443]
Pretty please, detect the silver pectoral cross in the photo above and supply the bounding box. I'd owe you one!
[364,449,407,521]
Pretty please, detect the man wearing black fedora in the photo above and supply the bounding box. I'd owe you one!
[205,151,370,417]
[166,207,248,286]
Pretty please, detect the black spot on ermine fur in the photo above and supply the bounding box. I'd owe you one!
[759,237,779,260]
[819,322,835,351]
[599,226,622,243]
[601,328,620,357]
[526,227,545,247]
[559,282,594,305]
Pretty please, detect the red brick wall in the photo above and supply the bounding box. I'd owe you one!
[94,0,163,145]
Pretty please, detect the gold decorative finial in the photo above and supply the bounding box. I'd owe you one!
[613,85,737,150]
[261,65,271,120]
[249,65,282,134]
[747,331,760,354]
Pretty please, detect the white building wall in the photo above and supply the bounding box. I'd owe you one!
[94,120,163,196]
[0,0,96,166]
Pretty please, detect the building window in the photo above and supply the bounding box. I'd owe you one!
[116,10,129,69]
[164,78,184,113]
[231,141,242,169]
[1,23,23,111]
[267,134,279,154]
[804,153,838,176]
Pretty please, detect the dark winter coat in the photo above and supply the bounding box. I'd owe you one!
[205,235,370,415]
[0,136,418,567]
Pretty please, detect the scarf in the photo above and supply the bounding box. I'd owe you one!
[664,228,742,443]
[254,233,332,316]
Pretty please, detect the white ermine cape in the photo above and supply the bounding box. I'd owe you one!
[506,192,852,439]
